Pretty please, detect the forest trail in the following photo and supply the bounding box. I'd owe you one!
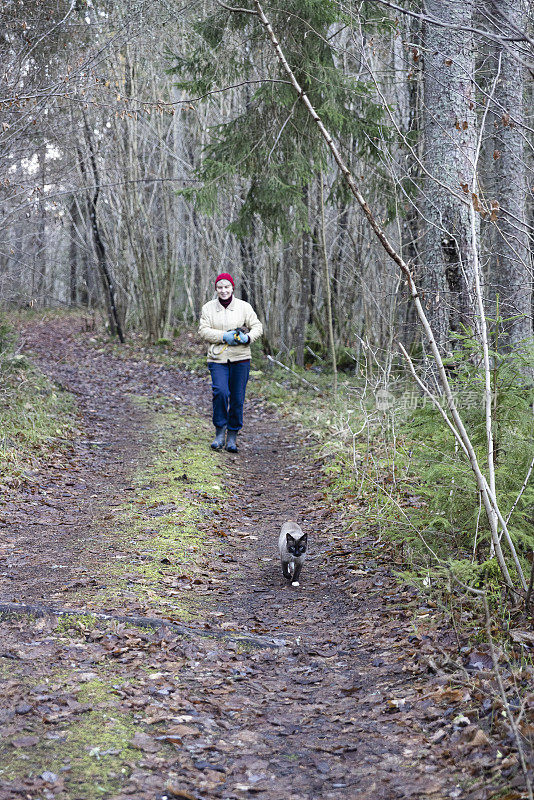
[0,318,504,800]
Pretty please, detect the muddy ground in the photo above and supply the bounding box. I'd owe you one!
[0,317,524,800]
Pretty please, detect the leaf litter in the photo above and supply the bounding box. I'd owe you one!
[0,316,530,799]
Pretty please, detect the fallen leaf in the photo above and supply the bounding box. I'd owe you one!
[164,783,197,799]
[12,735,40,748]
[510,630,534,647]
[440,687,471,703]
[452,714,470,727]
[79,672,99,682]
[163,723,199,737]
[130,732,160,753]
[386,697,407,710]
[467,651,493,671]
[467,728,491,747]
[501,754,518,769]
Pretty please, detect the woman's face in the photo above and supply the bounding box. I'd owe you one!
[216,280,233,301]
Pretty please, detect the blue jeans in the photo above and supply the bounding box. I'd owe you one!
[208,361,250,431]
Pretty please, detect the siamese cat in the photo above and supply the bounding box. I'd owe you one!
[278,521,308,587]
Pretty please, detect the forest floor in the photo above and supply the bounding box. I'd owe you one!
[0,316,525,800]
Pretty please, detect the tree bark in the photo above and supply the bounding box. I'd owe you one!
[420,0,478,354]
[319,171,337,393]
[491,0,532,346]
[81,128,125,343]
[69,197,78,306]
[240,234,256,308]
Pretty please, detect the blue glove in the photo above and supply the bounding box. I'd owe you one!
[236,331,249,344]
[223,330,237,345]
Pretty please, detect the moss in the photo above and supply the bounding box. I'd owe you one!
[0,660,16,679]
[0,676,140,800]
[54,614,98,635]
[0,359,77,488]
[75,394,227,621]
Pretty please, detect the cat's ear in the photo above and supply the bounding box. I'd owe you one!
[301,532,308,540]
[286,533,296,545]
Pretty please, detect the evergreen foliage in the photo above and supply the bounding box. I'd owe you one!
[311,333,534,594]
[395,340,534,566]
[169,0,386,238]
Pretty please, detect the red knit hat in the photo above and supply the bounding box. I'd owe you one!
[215,273,234,287]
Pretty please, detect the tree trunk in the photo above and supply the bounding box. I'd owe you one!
[319,171,337,393]
[80,128,125,343]
[69,197,78,306]
[280,243,292,351]
[35,146,47,306]
[240,235,256,308]
[491,0,532,346]
[420,0,478,355]
[295,228,312,367]
[332,204,348,333]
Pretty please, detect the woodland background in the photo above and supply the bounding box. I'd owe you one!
[1,0,534,598]
[2,0,531,355]
[2,4,534,792]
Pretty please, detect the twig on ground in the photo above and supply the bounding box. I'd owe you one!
[0,601,286,649]
[266,354,320,392]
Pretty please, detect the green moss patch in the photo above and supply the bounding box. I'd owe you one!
[1,680,138,798]
[83,395,228,621]
[0,333,77,490]
[0,620,182,800]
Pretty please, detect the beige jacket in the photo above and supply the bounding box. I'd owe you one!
[198,296,263,363]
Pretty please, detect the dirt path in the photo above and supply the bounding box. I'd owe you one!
[0,318,511,800]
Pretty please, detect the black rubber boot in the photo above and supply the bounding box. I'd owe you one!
[211,426,226,451]
[225,429,238,453]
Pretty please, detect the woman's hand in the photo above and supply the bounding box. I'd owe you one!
[223,330,238,345]
[236,331,250,344]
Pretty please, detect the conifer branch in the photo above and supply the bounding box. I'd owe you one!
[214,0,257,14]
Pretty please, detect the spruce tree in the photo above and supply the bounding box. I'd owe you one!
[169,0,386,240]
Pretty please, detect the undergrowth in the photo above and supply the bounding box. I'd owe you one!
[0,316,77,489]
[157,322,534,616]
[253,335,534,617]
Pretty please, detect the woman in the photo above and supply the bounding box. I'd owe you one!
[198,273,263,453]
